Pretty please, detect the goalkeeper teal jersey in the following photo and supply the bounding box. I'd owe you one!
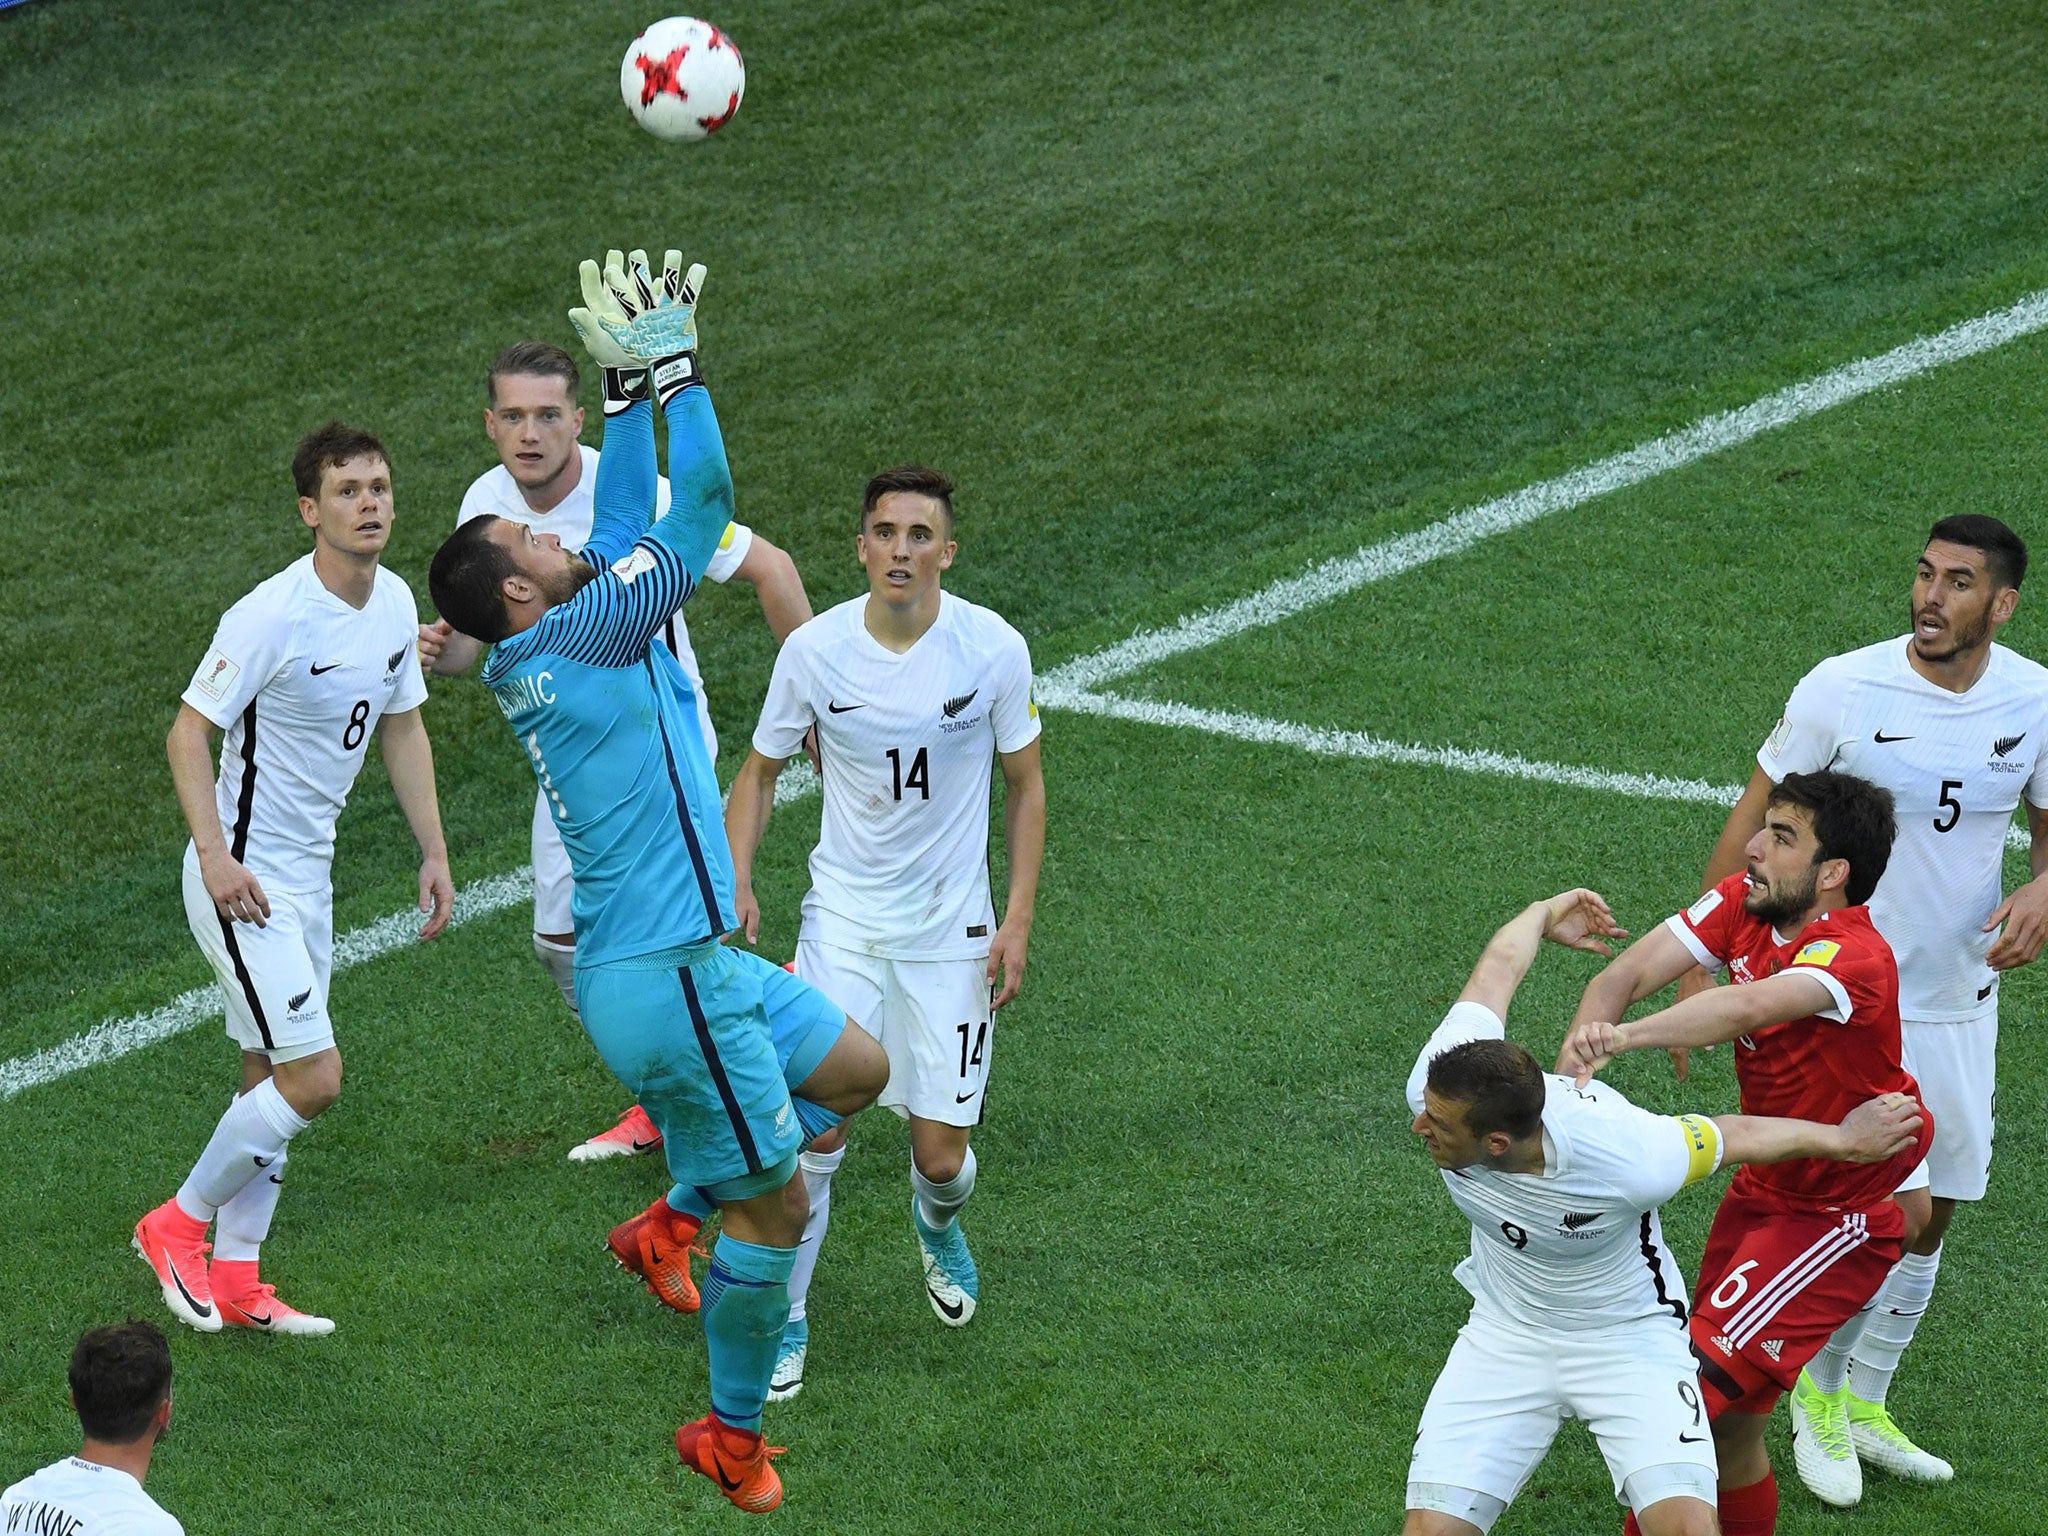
[479,389,736,965]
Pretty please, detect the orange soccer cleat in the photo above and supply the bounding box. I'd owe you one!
[607,1195,704,1313]
[132,1200,219,1333]
[211,1259,336,1336]
[675,1414,786,1513]
[568,1102,664,1162]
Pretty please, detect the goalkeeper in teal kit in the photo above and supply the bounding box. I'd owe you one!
[429,250,885,1512]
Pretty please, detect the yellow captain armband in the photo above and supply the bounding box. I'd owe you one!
[1674,1113,1724,1187]
[717,523,738,551]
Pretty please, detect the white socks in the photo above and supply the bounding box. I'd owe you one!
[175,1079,309,1222]
[1806,1316,1862,1395]
[214,1149,287,1262]
[1849,1246,1942,1404]
[534,935,579,1018]
[785,1146,844,1323]
[913,1146,977,1231]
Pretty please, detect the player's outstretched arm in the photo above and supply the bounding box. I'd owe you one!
[1457,889,1626,1019]
[376,707,454,940]
[989,739,1047,1008]
[723,749,787,944]
[168,704,270,926]
[1560,966,1835,1087]
[1716,1093,1924,1168]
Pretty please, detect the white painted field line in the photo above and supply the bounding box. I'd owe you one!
[0,761,820,1103]
[1052,687,2037,854]
[1044,288,2048,695]
[0,867,536,1103]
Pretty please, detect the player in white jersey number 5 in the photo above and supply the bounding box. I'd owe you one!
[3,1322,183,1535]
[419,340,814,1163]
[135,423,452,1339]
[726,465,1046,1398]
[1686,515,2048,1499]
[1405,890,1922,1536]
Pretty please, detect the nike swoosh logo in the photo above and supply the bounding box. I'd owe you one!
[927,1286,965,1320]
[827,701,864,713]
[715,1466,746,1492]
[165,1251,214,1319]
[1679,1432,1707,1444]
[310,662,343,675]
[1978,981,1996,1001]
[244,1310,275,1326]
[253,1155,274,1167]
[1873,731,1913,743]
[955,1091,977,1103]
[631,1136,661,1151]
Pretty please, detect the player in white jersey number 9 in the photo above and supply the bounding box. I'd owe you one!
[1403,890,1923,1536]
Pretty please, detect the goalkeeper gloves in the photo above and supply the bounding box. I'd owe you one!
[566,248,707,414]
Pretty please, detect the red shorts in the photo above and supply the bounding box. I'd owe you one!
[1687,1182,1903,1414]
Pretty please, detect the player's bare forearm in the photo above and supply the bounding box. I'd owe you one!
[1622,969,1832,1052]
[734,537,812,645]
[167,705,230,858]
[421,621,483,676]
[724,750,784,942]
[998,742,1045,934]
[1569,923,1694,1031]
[378,708,454,937]
[1715,1093,1923,1168]
[1458,902,1550,1016]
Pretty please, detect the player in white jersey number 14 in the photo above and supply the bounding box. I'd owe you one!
[1687,514,2048,1500]
[134,423,452,1341]
[1404,890,1922,1536]
[726,465,1046,1399]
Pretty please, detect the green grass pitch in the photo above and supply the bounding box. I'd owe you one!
[5,2,2048,1530]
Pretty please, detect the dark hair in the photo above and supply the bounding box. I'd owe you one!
[1425,1038,1545,1140]
[70,1321,171,1444]
[488,341,581,407]
[861,464,954,531]
[1926,514,2027,591]
[292,420,389,501]
[1767,770,1897,906]
[429,517,518,643]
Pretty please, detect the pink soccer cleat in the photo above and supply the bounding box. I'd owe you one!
[568,1103,663,1162]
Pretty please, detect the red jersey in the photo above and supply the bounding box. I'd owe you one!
[1668,871,1931,1212]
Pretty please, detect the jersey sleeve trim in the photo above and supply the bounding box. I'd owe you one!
[1404,1001,1507,1115]
[1788,963,1853,1024]
[704,520,753,583]
[1673,1113,1725,1186]
[1664,912,1722,973]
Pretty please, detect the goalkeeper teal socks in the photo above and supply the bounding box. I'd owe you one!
[701,1237,797,1432]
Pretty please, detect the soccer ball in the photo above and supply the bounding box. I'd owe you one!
[621,17,745,143]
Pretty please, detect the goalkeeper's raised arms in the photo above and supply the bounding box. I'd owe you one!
[567,247,707,411]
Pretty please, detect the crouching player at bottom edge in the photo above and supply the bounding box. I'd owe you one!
[1404,888,1924,1536]
[427,250,886,1513]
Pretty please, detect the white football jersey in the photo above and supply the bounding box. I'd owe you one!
[1407,1003,1722,1333]
[2,1457,183,1535]
[457,446,752,733]
[754,592,1040,960]
[183,556,429,894]
[1758,636,2048,1021]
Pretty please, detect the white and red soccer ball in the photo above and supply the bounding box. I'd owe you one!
[621,17,745,143]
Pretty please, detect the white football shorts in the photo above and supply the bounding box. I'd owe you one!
[1901,1014,1996,1201]
[1408,1308,1717,1523]
[795,940,993,1126]
[530,789,575,937]
[181,844,335,1064]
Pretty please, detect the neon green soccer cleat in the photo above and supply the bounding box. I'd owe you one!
[1849,1397,1954,1482]
[1789,1370,1862,1507]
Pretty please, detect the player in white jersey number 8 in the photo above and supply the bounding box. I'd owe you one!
[1404,890,1923,1536]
